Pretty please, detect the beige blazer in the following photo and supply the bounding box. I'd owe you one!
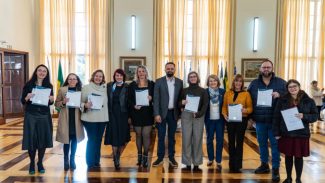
[55,86,85,144]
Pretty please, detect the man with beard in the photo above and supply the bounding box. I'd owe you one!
[152,62,183,167]
[248,60,286,182]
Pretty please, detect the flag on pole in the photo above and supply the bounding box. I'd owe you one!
[56,60,64,112]
[219,63,224,89]
[234,65,237,75]
[223,65,228,90]
[57,60,64,91]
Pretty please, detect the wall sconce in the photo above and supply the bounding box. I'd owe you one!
[131,15,136,50]
[253,17,259,52]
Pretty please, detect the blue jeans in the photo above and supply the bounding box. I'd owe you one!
[205,118,224,163]
[255,122,280,168]
[156,110,177,160]
[82,121,106,167]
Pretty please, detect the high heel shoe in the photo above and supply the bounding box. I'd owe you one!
[137,154,142,166]
[142,155,148,168]
[114,156,120,170]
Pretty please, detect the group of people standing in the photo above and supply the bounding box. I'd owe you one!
[21,60,318,183]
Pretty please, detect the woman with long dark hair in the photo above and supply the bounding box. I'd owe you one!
[105,69,130,170]
[21,64,54,174]
[55,73,85,171]
[273,79,318,183]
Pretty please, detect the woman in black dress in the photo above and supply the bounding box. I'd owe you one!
[105,69,130,170]
[129,65,154,168]
[21,64,54,174]
[273,79,318,183]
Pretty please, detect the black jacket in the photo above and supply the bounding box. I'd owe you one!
[107,82,129,113]
[248,73,287,123]
[128,80,155,126]
[272,92,318,138]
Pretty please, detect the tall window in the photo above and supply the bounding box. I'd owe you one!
[307,0,322,80]
[41,0,110,92]
[156,0,232,86]
[75,0,89,84]
[278,0,325,90]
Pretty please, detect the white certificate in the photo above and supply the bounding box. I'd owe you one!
[66,91,81,108]
[228,104,242,122]
[135,89,149,106]
[88,94,104,110]
[280,107,304,131]
[257,89,273,107]
[184,95,200,113]
[31,87,51,106]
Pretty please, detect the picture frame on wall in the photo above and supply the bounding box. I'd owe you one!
[241,58,268,81]
[120,56,146,82]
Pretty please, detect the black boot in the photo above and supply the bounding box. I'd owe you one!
[272,168,280,182]
[114,156,120,170]
[63,144,70,171]
[137,154,142,166]
[142,155,148,168]
[69,136,77,170]
[64,156,69,171]
[29,161,35,175]
[28,150,36,175]
[70,156,76,170]
[37,161,45,173]
[254,162,270,174]
[282,178,292,183]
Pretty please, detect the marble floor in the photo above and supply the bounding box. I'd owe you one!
[0,118,325,182]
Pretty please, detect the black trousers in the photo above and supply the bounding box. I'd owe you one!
[82,121,106,167]
[227,117,248,170]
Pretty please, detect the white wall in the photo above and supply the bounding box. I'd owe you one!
[0,0,39,75]
[234,0,277,83]
[112,0,154,78]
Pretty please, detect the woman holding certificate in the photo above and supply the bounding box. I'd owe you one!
[180,71,209,171]
[21,64,54,174]
[273,79,318,183]
[222,74,253,173]
[128,65,154,168]
[55,73,85,171]
[81,70,109,169]
[105,69,130,170]
[204,74,225,170]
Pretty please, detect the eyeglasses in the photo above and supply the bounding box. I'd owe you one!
[68,78,77,81]
[288,85,298,89]
[261,66,272,69]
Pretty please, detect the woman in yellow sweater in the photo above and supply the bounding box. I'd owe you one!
[222,74,253,173]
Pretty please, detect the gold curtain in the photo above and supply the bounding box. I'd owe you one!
[154,0,187,78]
[154,0,232,82]
[86,0,111,78]
[276,0,325,90]
[40,0,75,94]
[40,0,111,94]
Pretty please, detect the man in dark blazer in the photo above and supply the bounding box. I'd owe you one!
[153,62,183,167]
